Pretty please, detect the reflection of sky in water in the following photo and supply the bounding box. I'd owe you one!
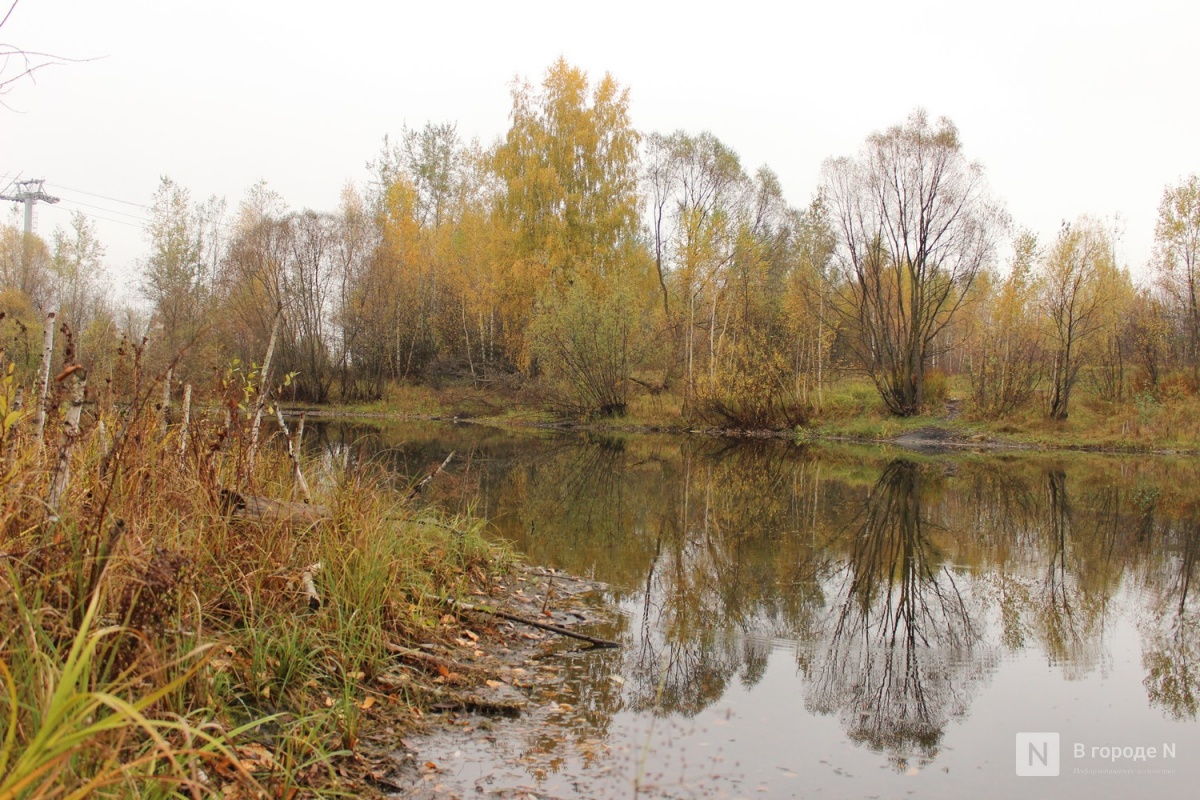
[310,422,1200,798]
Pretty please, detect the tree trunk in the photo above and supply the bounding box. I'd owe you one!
[247,306,284,472]
[47,365,87,521]
[33,312,56,447]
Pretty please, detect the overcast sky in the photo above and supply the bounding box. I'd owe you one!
[3,0,1197,294]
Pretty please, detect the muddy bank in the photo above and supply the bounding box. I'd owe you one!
[353,566,617,798]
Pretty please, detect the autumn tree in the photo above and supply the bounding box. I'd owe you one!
[49,211,107,351]
[781,196,839,408]
[494,59,642,292]
[1041,218,1122,420]
[1151,175,1200,376]
[142,176,225,379]
[494,59,652,415]
[329,186,376,400]
[966,230,1045,417]
[643,130,748,405]
[279,210,339,402]
[644,129,822,426]
[365,124,484,382]
[0,215,53,311]
[219,182,290,369]
[823,110,1002,416]
[695,166,802,427]
[1126,289,1170,393]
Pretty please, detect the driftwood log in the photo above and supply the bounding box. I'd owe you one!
[219,488,330,526]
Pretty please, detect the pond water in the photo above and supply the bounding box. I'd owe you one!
[311,421,1200,799]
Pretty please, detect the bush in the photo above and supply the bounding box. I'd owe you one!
[530,277,654,418]
[924,368,947,409]
[694,330,809,429]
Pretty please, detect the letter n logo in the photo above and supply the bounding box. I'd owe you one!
[1015,732,1060,776]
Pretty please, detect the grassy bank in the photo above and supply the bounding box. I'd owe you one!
[291,376,1200,454]
[0,364,511,797]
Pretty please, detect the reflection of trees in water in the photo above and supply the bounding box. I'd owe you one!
[953,462,1130,679]
[489,434,670,589]
[622,441,827,716]
[305,423,1200,754]
[1036,469,1109,677]
[803,460,993,766]
[1143,516,1200,719]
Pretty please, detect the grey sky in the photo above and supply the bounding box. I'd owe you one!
[4,0,1197,292]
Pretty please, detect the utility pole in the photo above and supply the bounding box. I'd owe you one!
[0,178,60,234]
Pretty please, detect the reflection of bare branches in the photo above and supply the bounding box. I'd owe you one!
[1144,518,1200,719]
[1144,615,1200,720]
[805,460,990,764]
[1036,469,1108,677]
[623,441,827,716]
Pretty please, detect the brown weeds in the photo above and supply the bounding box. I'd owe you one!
[0,342,506,797]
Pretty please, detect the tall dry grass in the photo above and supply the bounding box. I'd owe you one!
[0,336,506,798]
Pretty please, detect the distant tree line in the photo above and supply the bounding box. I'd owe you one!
[3,58,1198,425]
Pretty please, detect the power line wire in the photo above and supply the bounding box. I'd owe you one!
[46,201,146,230]
[54,197,149,223]
[46,182,149,210]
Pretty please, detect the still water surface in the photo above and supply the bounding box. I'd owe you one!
[314,421,1200,798]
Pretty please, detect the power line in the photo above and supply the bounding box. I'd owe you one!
[54,196,149,223]
[47,201,146,230]
[46,182,149,210]
[0,172,22,196]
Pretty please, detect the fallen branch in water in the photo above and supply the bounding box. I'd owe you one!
[427,594,618,649]
[407,451,455,499]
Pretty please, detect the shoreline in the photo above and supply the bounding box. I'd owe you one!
[280,405,1200,458]
[372,566,617,798]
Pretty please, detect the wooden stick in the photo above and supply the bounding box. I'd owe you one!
[220,488,330,525]
[159,366,172,430]
[427,594,618,649]
[407,451,455,499]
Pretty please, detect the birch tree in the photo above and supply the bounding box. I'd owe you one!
[1151,175,1200,374]
[1041,218,1119,420]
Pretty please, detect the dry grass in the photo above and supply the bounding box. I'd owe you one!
[0,349,509,798]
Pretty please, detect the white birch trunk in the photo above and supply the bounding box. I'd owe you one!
[47,366,87,520]
[178,383,192,459]
[33,312,56,447]
[275,404,312,503]
[247,307,284,472]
